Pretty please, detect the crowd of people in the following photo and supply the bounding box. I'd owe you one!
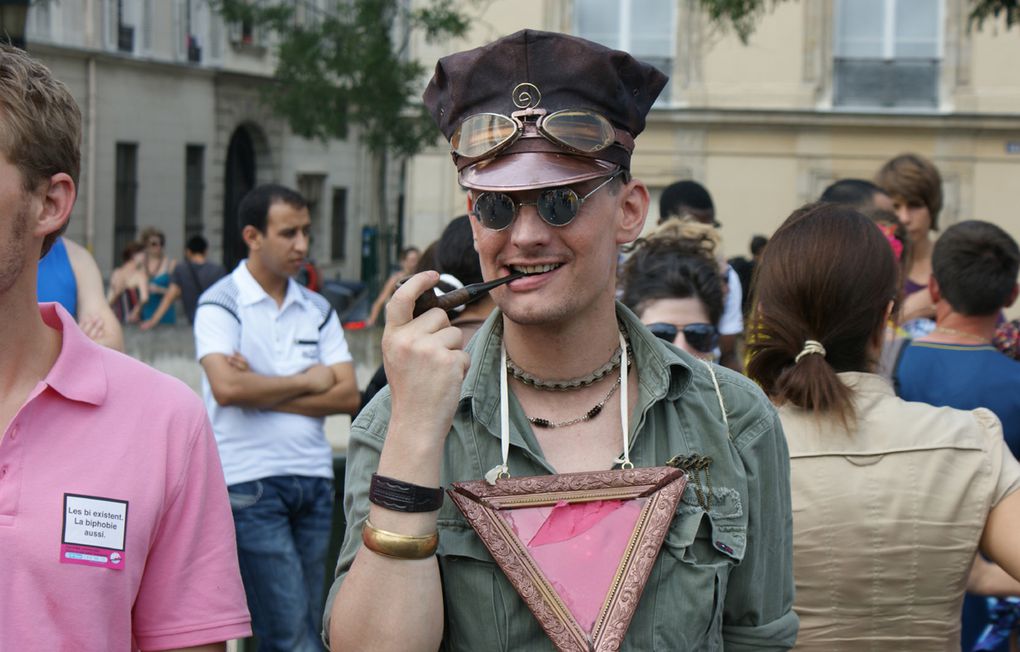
[11,24,1020,652]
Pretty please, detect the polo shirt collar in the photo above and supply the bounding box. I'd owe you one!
[233,259,307,311]
[39,303,107,406]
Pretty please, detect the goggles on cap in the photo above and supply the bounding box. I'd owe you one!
[647,322,719,354]
[471,171,620,231]
[452,107,626,163]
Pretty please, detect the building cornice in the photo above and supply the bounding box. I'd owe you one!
[649,106,1020,131]
[26,41,275,85]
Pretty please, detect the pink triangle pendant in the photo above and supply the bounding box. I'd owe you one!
[449,467,688,652]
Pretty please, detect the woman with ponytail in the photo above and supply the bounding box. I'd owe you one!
[747,203,1020,651]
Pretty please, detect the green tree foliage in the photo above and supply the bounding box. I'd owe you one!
[212,0,469,283]
[969,0,1020,30]
[213,0,468,156]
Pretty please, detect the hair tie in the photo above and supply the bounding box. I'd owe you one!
[795,340,826,364]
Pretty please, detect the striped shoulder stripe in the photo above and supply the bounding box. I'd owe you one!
[197,277,241,323]
[299,286,336,330]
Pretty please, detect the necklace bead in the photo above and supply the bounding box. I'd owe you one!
[527,377,622,429]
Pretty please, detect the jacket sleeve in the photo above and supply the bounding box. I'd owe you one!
[722,404,799,650]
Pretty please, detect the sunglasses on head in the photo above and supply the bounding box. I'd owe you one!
[452,107,623,162]
[647,322,719,354]
[471,172,621,231]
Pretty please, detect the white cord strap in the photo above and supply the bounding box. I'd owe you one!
[485,343,512,484]
[700,359,729,429]
[495,332,635,479]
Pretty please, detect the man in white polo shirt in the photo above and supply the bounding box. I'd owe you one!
[194,183,359,652]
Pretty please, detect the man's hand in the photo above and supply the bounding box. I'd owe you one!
[139,318,157,331]
[226,352,250,371]
[383,271,471,440]
[303,363,337,394]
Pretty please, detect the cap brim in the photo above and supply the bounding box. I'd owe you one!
[459,152,619,192]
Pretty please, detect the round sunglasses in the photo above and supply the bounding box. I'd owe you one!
[647,322,719,354]
[471,172,620,231]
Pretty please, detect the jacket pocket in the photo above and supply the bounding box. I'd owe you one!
[650,483,746,651]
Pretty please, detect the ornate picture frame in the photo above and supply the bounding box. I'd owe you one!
[449,466,687,652]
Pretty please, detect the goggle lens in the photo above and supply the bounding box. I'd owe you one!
[452,114,518,158]
[451,110,617,160]
[541,110,616,153]
[648,322,719,354]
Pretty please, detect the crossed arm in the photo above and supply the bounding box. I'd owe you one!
[200,354,359,416]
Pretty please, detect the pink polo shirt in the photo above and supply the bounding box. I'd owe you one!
[0,304,251,650]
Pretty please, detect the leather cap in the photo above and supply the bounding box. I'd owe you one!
[423,29,668,191]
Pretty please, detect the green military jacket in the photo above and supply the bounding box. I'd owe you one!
[326,304,798,650]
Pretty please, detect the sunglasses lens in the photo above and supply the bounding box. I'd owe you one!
[542,110,616,153]
[473,193,517,230]
[451,114,519,158]
[647,322,679,342]
[537,187,581,226]
[683,324,719,353]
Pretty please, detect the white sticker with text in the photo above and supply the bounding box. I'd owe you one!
[60,494,129,569]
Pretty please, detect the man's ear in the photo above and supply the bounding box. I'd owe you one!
[928,275,942,305]
[615,178,649,245]
[33,173,76,240]
[241,224,262,250]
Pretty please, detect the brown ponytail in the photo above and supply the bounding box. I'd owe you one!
[746,203,898,425]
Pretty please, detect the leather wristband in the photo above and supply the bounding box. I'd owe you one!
[362,520,438,560]
[370,473,444,513]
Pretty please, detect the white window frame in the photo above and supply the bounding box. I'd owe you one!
[833,0,944,109]
[573,0,677,106]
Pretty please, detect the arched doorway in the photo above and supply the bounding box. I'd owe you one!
[222,126,258,271]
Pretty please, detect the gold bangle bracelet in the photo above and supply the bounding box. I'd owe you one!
[362,520,439,560]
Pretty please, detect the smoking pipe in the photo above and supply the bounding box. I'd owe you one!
[411,271,525,318]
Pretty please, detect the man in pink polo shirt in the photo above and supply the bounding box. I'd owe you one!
[0,44,251,650]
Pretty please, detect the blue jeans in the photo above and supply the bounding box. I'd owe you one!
[229,475,333,652]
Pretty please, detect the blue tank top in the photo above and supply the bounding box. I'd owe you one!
[37,237,78,317]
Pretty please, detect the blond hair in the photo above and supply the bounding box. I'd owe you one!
[650,217,723,258]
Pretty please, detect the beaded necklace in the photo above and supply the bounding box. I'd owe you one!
[504,324,633,392]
